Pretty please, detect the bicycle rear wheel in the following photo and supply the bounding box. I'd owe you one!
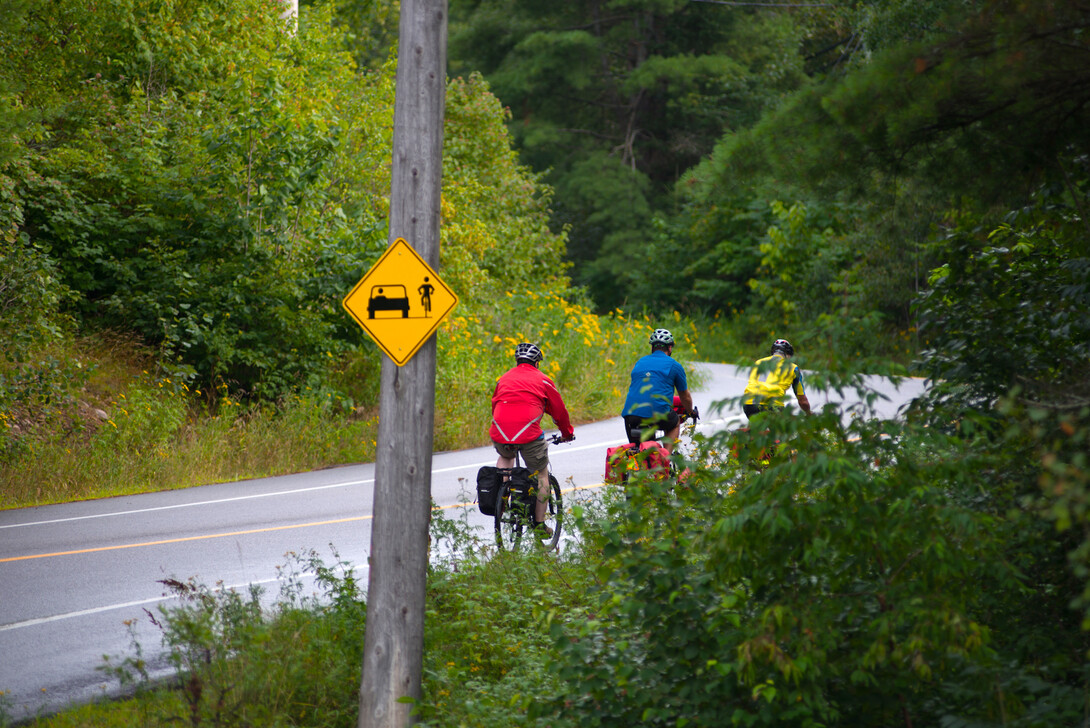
[494,474,562,552]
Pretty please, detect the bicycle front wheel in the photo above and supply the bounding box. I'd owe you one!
[494,474,563,552]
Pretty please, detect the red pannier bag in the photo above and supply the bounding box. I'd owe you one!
[605,441,672,484]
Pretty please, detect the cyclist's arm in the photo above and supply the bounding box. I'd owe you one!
[673,362,695,417]
[677,389,694,417]
[542,379,575,439]
[791,365,811,415]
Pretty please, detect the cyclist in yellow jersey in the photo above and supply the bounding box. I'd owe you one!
[742,339,812,420]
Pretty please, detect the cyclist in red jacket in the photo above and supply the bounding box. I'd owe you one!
[490,342,575,534]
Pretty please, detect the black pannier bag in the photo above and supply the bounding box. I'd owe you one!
[506,467,538,511]
[476,466,503,515]
[476,466,537,515]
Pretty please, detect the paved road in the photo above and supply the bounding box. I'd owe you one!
[0,363,926,720]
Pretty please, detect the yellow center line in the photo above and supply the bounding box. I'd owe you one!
[1,483,607,564]
[0,516,372,563]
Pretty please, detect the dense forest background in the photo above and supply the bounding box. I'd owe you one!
[447,0,1090,358]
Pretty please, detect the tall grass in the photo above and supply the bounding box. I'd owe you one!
[0,382,379,508]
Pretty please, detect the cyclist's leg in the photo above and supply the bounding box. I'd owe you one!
[519,437,551,525]
[659,410,681,453]
[542,473,563,549]
[630,411,677,450]
[622,415,644,444]
[493,441,517,470]
[624,414,667,445]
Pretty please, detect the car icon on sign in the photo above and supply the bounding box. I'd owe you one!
[367,284,410,319]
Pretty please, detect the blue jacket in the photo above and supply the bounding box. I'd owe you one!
[622,351,687,418]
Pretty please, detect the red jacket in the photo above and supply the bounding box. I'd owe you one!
[489,363,574,444]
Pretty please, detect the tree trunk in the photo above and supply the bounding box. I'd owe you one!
[357,1,447,727]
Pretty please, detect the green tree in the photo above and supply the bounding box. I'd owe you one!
[448,0,811,308]
[8,0,381,397]
[914,184,1090,626]
[672,0,1090,355]
[309,0,400,71]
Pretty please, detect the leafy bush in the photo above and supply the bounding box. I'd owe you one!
[0,166,84,461]
[550,402,1086,727]
[914,187,1090,629]
[12,0,388,400]
[102,550,367,728]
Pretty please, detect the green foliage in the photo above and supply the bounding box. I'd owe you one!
[2,0,580,407]
[0,218,70,355]
[0,162,83,455]
[665,0,1090,368]
[10,0,387,399]
[100,549,366,728]
[551,404,1087,727]
[417,530,594,728]
[916,197,1090,412]
[0,1,42,166]
[913,184,1090,631]
[750,200,852,322]
[448,0,814,309]
[313,0,400,70]
[441,73,570,302]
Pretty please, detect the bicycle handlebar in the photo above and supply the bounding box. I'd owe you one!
[548,433,575,445]
[675,404,700,424]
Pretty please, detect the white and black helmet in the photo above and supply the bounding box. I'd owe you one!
[515,342,543,364]
[649,328,675,348]
[771,338,794,356]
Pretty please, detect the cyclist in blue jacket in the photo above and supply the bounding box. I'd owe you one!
[621,328,695,453]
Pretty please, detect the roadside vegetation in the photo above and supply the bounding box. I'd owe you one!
[0,301,702,508]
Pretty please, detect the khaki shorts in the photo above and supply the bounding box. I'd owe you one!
[493,436,549,478]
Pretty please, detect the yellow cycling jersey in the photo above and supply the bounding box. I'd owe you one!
[742,354,805,407]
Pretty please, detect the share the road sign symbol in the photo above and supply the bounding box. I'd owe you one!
[342,238,458,366]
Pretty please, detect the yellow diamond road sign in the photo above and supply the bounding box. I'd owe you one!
[343,238,459,366]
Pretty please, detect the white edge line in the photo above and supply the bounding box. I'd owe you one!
[0,570,349,632]
[0,480,372,531]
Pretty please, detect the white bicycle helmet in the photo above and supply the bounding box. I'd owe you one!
[515,342,543,363]
[649,328,675,347]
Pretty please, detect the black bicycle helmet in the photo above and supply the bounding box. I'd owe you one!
[649,328,675,348]
[515,342,543,364]
[771,338,794,357]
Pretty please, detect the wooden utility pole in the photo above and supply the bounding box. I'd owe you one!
[357,1,447,727]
